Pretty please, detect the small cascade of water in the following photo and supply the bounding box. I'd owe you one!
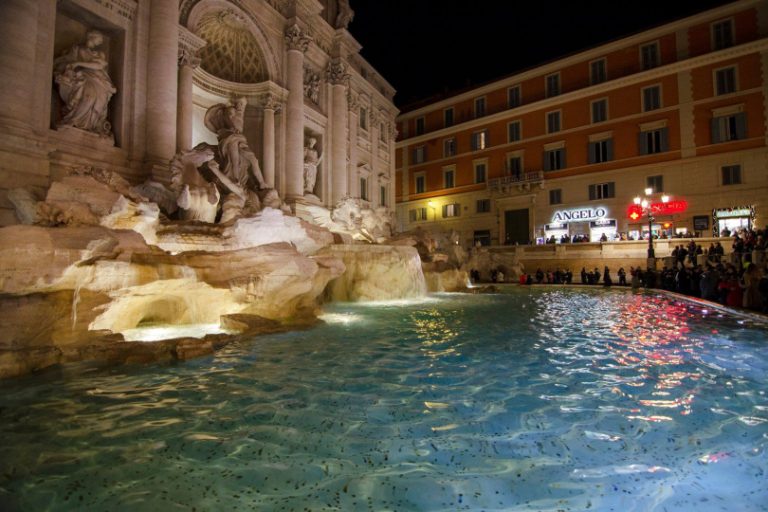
[71,284,82,330]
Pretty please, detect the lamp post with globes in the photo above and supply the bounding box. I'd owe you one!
[633,187,670,270]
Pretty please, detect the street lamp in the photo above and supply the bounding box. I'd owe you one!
[633,187,670,269]
[427,200,437,221]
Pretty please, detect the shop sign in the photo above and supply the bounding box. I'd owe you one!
[715,207,752,218]
[552,207,607,223]
[589,219,617,228]
[627,199,688,220]
[545,222,568,231]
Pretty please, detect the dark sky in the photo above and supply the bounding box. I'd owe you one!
[349,0,737,110]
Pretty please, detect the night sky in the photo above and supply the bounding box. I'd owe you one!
[349,0,738,110]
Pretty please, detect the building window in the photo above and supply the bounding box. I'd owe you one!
[546,73,560,97]
[712,113,747,143]
[415,116,425,135]
[508,120,521,142]
[588,139,613,163]
[415,173,426,194]
[359,107,368,130]
[639,127,668,154]
[642,85,661,111]
[507,155,522,176]
[646,174,664,193]
[443,138,456,157]
[474,162,487,184]
[588,182,615,200]
[412,145,426,164]
[443,168,455,189]
[473,230,491,246]
[409,207,428,222]
[721,164,742,185]
[442,203,460,218]
[476,199,491,213]
[444,108,454,127]
[590,58,607,85]
[360,176,368,200]
[471,129,489,151]
[715,67,736,95]
[474,97,486,118]
[544,148,566,171]
[640,41,659,70]
[591,99,608,123]
[380,185,387,206]
[549,189,562,205]
[508,85,521,108]
[546,111,561,133]
[712,19,734,50]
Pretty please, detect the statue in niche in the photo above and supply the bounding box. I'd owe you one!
[204,97,267,191]
[53,29,116,139]
[304,68,320,104]
[335,0,355,29]
[303,137,322,195]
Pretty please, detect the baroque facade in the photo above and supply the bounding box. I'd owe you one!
[0,0,398,226]
[395,0,768,246]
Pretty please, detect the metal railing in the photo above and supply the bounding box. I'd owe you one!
[488,170,544,193]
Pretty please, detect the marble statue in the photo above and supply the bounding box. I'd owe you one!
[304,68,320,104]
[204,97,267,191]
[303,137,322,195]
[53,29,116,138]
[335,0,355,29]
[169,143,249,223]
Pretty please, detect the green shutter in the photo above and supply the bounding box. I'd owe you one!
[660,128,669,152]
[607,182,616,198]
[588,142,596,164]
[589,184,596,200]
[606,139,614,161]
[639,132,648,155]
[735,112,747,140]
[711,118,721,144]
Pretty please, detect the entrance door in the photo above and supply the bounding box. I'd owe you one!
[504,209,530,245]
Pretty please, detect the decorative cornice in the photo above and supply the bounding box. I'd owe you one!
[178,25,206,68]
[397,37,768,145]
[284,24,312,53]
[326,59,349,86]
[91,0,137,21]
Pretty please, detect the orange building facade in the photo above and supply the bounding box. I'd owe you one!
[395,0,768,246]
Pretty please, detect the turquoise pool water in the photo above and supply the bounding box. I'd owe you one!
[1,288,767,511]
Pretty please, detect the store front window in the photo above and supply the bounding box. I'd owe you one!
[713,206,754,236]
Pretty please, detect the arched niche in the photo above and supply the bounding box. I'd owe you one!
[181,0,281,83]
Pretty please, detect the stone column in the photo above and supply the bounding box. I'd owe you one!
[347,92,360,199]
[145,1,179,167]
[327,60,349,204]
[176,52,200,152]
[0,1,39,130]
[284,25,312,201]
[260,94,281,188]
[389,124,397,213]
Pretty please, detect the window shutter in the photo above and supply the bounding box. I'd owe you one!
[589,184,596,200]
[711,118,721,144]
[607,182,616,198]
[471,134,477,151]
[735,112,747,140]
[659,128,669,152]
[606,139,614,161]
[543,151,551,171]
[409,210,416,222]
[588,142,596,164]
[455,204,461,217]
[639,132,648,155]
[560,148,567,169]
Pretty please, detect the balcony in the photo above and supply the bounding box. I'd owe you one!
[487,170,545,194]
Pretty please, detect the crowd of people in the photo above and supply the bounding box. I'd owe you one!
[479,228,768,314]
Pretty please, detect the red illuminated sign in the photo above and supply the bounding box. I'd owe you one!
[627,200,688,220]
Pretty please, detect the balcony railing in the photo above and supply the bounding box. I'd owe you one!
[488,170,545,194]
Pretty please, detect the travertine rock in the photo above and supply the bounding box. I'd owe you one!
[319,244,426,302]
